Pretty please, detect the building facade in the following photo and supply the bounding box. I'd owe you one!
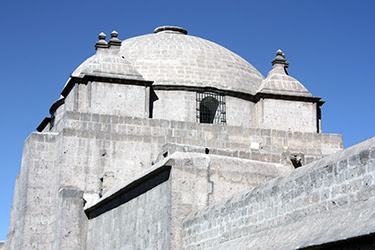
[3,26,374,249]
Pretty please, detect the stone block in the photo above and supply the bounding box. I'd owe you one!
[359,150,370,166]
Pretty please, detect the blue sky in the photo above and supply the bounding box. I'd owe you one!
[0,0,374,240]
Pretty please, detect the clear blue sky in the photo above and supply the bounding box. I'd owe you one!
[0,0,374,240]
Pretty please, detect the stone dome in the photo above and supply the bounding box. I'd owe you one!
[120,26,264,95]
[258,50,312,97]
[71,31,143,81]
[71,50,143,81]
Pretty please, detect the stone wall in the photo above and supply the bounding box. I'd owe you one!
[60,111,342,157]
[153,90,196,123]
[82,148,291,249]
[62,81,149,119]
[257,98,317,133]
[4,109,344,250]
[51,188,86,249]
[5,133,57,250]
[182,137,375,249]
[47,111,343,199]
[85,166,172,250]
[226,96,255,127]
[166,151,291,249]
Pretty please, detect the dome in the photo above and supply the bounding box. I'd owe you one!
[258,50,312,97]
[71,51,143,81]
[71,31,143,81]
[120,26,264,95]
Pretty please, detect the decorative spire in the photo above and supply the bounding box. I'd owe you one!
[272,49,289,74]
[95,32,108,50]
[108,30,122,47]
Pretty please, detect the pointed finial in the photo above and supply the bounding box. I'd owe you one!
[108,30,122,47]
[272,49,288,66]
[276,49,284,57]
[272,49,289,74]
[111,30,118,38]
[95,32,108,50]
[99,32,106,40]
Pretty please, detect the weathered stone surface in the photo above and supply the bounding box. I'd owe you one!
[85,166,171,250]
[182,137,375,249]
[121,30,264,95]
[4,26,362,250]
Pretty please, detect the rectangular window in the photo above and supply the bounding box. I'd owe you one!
[196,92,226,125]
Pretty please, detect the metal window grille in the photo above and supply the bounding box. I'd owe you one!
[196,92,226,125]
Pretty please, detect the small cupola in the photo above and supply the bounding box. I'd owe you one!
[69,31,143,80]
[257,49,312,97]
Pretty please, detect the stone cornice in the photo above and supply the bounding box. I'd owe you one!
[36,117,51,132]
[153,84,324,105]
[61,74,153,97]
[49,98,65,116]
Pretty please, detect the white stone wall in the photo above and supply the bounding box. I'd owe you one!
[226,96,255,127]
[182,137,375,249]
[50,81,322,137]
[59,82,148,130]
[55,129,154,194]
[51,188,86,250]
[86,169,171,250]
[256,98,317,133]
[53,103,64,128]
[5,109,343,250]
[153,90,196,122]
[89,82,148,117]
[167,152,291,248]
[82,150,291,249]
[5,133,57,250]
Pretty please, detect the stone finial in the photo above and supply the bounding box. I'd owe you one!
[98,32,106,40]
[272,49,289,74]
[95,32,108,50]
[108,30,122,47]
[272,49,287,65]
[111,30,118,37]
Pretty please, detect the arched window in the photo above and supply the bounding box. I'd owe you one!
[200,97,219,124]
[196,92,226,124]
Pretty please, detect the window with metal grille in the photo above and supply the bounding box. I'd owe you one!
[196,92,226,124]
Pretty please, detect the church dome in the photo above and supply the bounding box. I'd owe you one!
[71,53,144,80]
[71,31,143,81]
[120,26,264,95]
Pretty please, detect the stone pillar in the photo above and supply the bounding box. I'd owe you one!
[52,188,86,250]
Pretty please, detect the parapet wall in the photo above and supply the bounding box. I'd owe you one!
[182,137,375,249]
[85,166,172,250]
[61,111,342,158]
[53,111,343,194]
